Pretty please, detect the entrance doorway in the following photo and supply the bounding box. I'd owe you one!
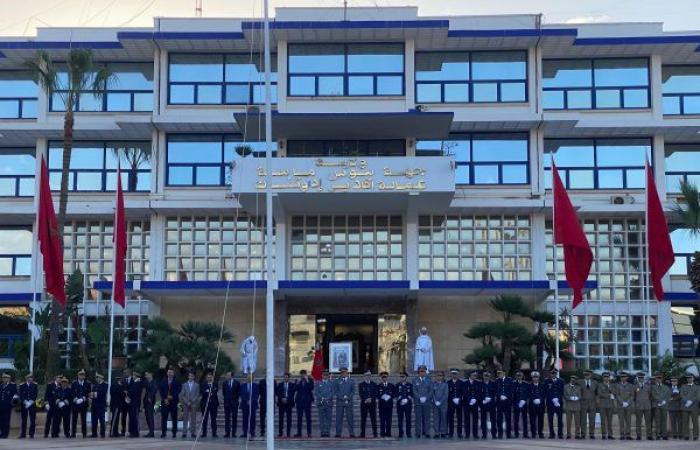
[319,314,377,374]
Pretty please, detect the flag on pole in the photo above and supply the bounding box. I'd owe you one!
[552,163,593,309]
[311,344,324,381]
[112,163,127,307]
[645,161,674,301]
[37,157,65,306]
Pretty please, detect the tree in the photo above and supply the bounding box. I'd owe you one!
[530,310,555,370]
[65,269,90,369]
[541,308,576,370]
[111,144,151,192]
[673,181,700,295]
[27,49,113,377]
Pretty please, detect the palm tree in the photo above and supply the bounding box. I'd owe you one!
[111,144,151,191]
[673,181,700,294]
[27,49,112,377]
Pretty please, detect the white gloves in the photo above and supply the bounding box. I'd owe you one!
[382,394,391,401]
[435,401,441,406]
[58,401,65,409]
[44,404,50,411]
[23,400,33,409]
[400,399,408,406]
[570,396,579,402]
[12,394,19,400]
[125,397,131,404]
[500,395,507,401]
[518,400,526,408]
[419,396,427,404]
[483,397,492,405]
[76,398,84,405]
[469,398,477,406]
[622,401,629,408]
[672,388,679,394]
[533,399,541,405]
[552,399,561,408]
[658,400,666,407]
[610,394,615,400]
[685,400,693,408]
[452,398,460,405]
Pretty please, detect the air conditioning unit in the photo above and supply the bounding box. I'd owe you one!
[610,195,635,205]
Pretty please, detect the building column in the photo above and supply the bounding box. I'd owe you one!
[149,214,166,281]
[650,54,664,120]
[274,298,288,376]
[406,297,417,373]
[405,39,416,110]
[656,301,673,357]
[406,207,418,290]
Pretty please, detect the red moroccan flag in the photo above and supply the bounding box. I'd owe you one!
[646,161,674,301]
[112,164,127,307]
[37,157,65,306]
[552,163,593,309]
[311,346,324,381]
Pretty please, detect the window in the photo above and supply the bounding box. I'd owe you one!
[544,138,651,189]
[543,58,649,110]
[166,135,276,186]
[418,215,531,281]
[288,43,404,97]
[670,228,700,278]
[0,149,35,197]
[0,227,32,277]
[663,66,700,115]
[0,71,38,119]
[665,143,700,193]
[48,141,151,192]
[169,53,277,105]
[50,62,153,112]
[286,140,405,157]
[416,133,529,185]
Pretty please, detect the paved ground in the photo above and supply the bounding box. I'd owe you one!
[0,436,698,450]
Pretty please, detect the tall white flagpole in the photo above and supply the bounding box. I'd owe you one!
[552,161,560,370]
[106,164,120,420]
[644,162,653,376]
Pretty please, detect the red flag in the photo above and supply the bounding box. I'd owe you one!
[646,161,674,301]
[37,157,65,306]
[112,164,127,307]
[552,163,593,309]
[311,346,324,381]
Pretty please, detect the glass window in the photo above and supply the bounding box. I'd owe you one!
[169,54,223,82]
[0,149,35,197]
[0,71,39,119]
[0,227,32,277]
[543,60,592,88]
[472,52,526,80]
[347,44,403,73]
[662,66,700,115]
[665,143,700,193]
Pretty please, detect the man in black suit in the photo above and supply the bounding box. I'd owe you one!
[222,371,240,438]
[359,370,378,438]
[294,370,314,438]
[200,371,219,438]
[159,368,181,438]
[109,377,124,437]
[142,371,158,437]
[127,372,143,438]
[120,369,132,436]
[275,372,295,437]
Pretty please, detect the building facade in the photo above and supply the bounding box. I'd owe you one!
[0,6,698,374]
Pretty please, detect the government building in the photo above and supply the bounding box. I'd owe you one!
[0,6,698,375]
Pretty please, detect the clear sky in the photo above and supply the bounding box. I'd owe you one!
[0,0,698,36]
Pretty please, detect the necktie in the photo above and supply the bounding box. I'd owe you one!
[587,381,590,389]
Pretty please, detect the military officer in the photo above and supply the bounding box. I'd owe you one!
[563,375,582,439]
[109,377,124,437]
[358,370,378,438]
[315,371,334,438]
[294,370,314,438]
[680,374,699,440]
[634,371,653,440]
[432,370,448,438]
[142,371,157,437]
[579,369,597,439]
[0,372,17,439]
[200,371,219,438]
[18,372,38,439]
[127,371,143,438]
[512,370,530,438]
[53,377,72,438]
[377,371,395,437]
[596,371,616,439]
[668,376,682,439]
[413,365,432,438]
[43,374,61,438]
[446,369,463,438]
[334,367,355,438]
[494,368,513,439]
[545,369,564,439]
[71,369,91,438]
[616,372,636,440]
[528,371,546,439]
[651,372,671,440]
[480,371,497,439]
[395,372,413,438]
[90,373,108,438]
[462,370,480,439]
[120,369,132,436]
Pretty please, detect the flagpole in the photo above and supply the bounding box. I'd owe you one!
[644,162,653,376]
[552,162,560,370]
[106,163,121,420]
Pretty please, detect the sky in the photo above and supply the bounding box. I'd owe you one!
[0,0,698,36]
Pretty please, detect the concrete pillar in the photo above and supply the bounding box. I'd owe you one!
[405,39,416,110]
[406,207,418,290]
[656,301,673,358]
[148,214,166,281]
[406,297,417,373]
[650,54,664,120]
[277,41,288,113]
[274,299,288,375]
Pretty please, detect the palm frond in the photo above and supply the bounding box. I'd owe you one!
[25,50,58,93]
[673,181,700,236]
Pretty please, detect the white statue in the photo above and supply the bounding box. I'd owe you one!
[413,326,434,372]
[240,335,259,374]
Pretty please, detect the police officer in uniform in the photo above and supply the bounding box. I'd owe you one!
[43,374,61,438]
[18,372,38,439]
[334,367,355,438]
[512,370,530,438]
[377,371,394,437]
[616,372,636,440]
[545,369,564,439]
[0,372,17,439]
[413,365,432,438]
[358,370,378,438]
[70,369,91,438]
[446,369,463,438]
[222,371,240,438]
[563,375,581,439]
[432,370,448,438]
[528,371,546,439]
[651,371,671,440]
[395,372,413,438]
[109,377,124,437]
[90,373,108,438]
[480,371,496,439]
[634,371,653,440]
[200,371,219,438]
[462,370,480,439]
[680,374,699,440]
[53,377,72,438]
[127,371,143,438]
[494,368,513,439]
[579,369,597,439]
[596,371,615,439]
[668,376,682,439]
[315,370,334,438]
[142,371,157,437]
[294,370,314,438]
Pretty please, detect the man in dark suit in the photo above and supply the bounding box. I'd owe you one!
[545,369,565,439]
[259,376,267,437]
[200,371,219,438]
[18,372,38,439]
[43,374,61,438]
[222,372,240,438]
[462,370,481,439]
[120,369,132,436]
[447,369,464,438]
[90,373,108,438]
[294,370,314,438]
[377,371,395,438]
[71,369,91,438]
[109,377,124,437]
[276,372,295,437]
[142,371,157,437]
[159,368,181,438]
[358,370,378,438]
[127,372,143,438]
[241,378,260,438]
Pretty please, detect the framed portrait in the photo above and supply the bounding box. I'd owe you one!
[329,342,353,373]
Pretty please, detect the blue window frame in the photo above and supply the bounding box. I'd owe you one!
[662,66,700,115]
[0,227,31,277]
[416,133,529,185]
[168,53,277,105]
[415,51,527,104]
[50,62,153,112]
[544,138,651,189]
[543,58,650,110]
[665,143,700,193]
[166,134,277,186]
[286,140,405,157]
[288,43,404,97]
[48,141,151,192]
[0,71,38,119]
[670,228,700,277]
[0,148,35,197]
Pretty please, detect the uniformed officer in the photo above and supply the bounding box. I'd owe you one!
[545,369,564,439]
[563,375,581,439]
[18,372,38,439]
[90,373,108,438]
[596,371,616,439]
[668,376,682,439]
[446,369,463,438]
[528,371,546,439]
[634,371,653,440]
[315,371,334,438]
[358,370,378,438]
[413,365,432,438]
[276,372,294,438]
[142,371,157,437]
[616,372,636,440]
[0,372,17,439]
[334,367,355,438]
[651,372,671,440]
[200,371,219,438]
[494,368,513,439]
[294,370,314,438]
[579,369,597,439]
[70,369,91,438]
[53,377,72,438]
[480,371,496,439]
[109,376,124,437]
[120,369,132,436]
[680,374,699,440]
[127,371,143,438]
[462,370,480,439]
[512,370,530,438]
[43,374,61,438]
[395,372,413,438]
[377,371,394,437]
[432,370,448,438]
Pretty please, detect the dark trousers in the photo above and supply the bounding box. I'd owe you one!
[360,401,377,437]
[91,407,105,437]
[201,404,218,436]
[448,401,462,437]
[529,405,545,437]
[224,401,239,437]
[278,403,292,436]
[513,403,528,437]
[52,407,71,437]
[128,405,140,436]
[547,407,563,437]
[160,403,178,437]
[20,406,36,437]
[297,404,312,436]
[143,402,154,435]
[0,409,10,438]
[463,404,479,438]
[44,408,54,437]
[496,402,511,438]
[379,402,393,437]
[397,402,412,437]
[481,406,496,438]
[242,404,257,437]
[71,405,88,437]
[119,405,129,435]
[109,407,121,436]
[259,403,266,435]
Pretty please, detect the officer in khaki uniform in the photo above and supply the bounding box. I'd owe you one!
[680,374,700,440]
[596,372,616,439]
[616,372,635,440]
[563,375,581,439]
[634,371,653,440]
[668,376,682,439]
[650,372,671,440]
[578,369,597,439]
